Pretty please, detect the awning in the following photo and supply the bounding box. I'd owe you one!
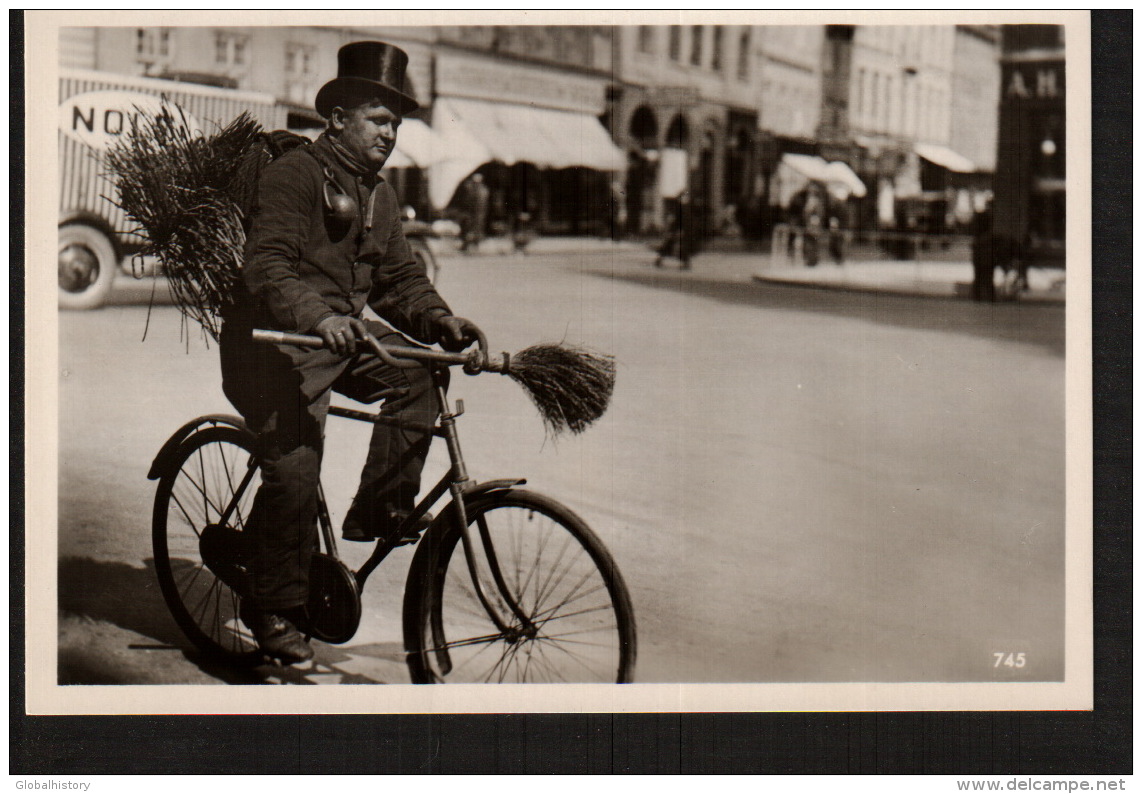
[776,154,867,203]
[914,142,976,173]
[824,161,867,198]
[780,153,833,183]
[385,119,447,169]
[427,96,626,208]
[434,97,625,171]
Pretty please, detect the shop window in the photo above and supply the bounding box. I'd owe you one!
[135,28,171,66]
[669,27,682,61]
[286,43,314,77]
[871,72,880,128]
[737,29,750,80]
[215,31,249,68]
[638,25,654,54]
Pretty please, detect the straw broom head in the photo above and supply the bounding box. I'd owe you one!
[104,105,267,341]
[501,344,616,436]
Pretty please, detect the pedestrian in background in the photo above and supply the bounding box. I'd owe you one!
[827,214,846,265]
[459,173,489,253]
[610,177,628,240]
[800,182,826,267]
[970,204,997,301]
[654,193,701,270]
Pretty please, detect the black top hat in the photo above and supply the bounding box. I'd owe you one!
[315,41,419,118]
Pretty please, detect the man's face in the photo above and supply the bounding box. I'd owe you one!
[331,99,401,170]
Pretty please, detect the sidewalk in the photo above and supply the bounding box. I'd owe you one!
[751,258,1066,303]
[430,234,1066,304]
[432,234,646,258]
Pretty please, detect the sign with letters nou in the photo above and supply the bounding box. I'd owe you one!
[59,90,200,152]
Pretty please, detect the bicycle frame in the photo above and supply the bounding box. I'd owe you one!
[213,360,537,639]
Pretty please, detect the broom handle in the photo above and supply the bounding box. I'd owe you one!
[251,329,506,374]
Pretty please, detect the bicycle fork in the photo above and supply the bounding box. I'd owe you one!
[434,376,538,642]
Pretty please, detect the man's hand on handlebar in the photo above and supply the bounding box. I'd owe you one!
[314,315,367,356]
[436,315,484,353]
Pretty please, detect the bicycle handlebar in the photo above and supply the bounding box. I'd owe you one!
[252,329,506,375]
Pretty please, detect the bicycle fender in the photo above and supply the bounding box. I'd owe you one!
[463,478,527,498]
[147,414,250,480]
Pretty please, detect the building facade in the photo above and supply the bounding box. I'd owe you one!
[610,24,767,235]
[60,22,1004,240]
[951,25,1001,172]
[992,24,1065,265]
[831,24,999,235]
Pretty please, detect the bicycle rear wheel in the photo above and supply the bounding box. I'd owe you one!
[403,488,636,683]
[152,426,261,662]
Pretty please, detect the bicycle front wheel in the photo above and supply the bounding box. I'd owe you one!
[403,489,636,683]
[152,426,261,662]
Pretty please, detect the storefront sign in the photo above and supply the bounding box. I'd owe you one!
[1003,60,1065,101]
[435,54,606,115]
[647,86,700,107]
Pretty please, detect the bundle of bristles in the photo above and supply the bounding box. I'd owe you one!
[104,104,615,436]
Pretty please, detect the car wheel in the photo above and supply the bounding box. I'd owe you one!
[59,224,118,310]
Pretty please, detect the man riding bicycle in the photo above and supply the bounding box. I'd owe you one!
[219,41,483,664]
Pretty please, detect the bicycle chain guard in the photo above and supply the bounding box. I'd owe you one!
[305,553,362,645]
[199,523,253,595]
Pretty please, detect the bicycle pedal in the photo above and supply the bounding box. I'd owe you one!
[394,527,427,546]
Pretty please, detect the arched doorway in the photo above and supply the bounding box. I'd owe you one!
[665,113,689,149]
[627,106,659,235]
[693,124,719,239]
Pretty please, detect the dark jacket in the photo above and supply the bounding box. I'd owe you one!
[235,134,449,341]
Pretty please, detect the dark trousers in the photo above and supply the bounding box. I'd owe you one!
[219,318,443,611]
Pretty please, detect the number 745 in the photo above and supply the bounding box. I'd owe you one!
[994,652,1027,668]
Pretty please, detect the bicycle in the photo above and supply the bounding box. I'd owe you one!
[148,329,637,684]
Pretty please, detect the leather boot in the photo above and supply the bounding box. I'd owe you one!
[342,500,434,545]
[239,602,314,665]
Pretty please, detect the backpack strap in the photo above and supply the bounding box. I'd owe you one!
[263,129,312,159]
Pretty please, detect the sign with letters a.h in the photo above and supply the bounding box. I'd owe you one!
[59,90,201,152]
[1003,60,1065,102]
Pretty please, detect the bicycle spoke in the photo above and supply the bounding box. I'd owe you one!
[217,443,257,530]
[535,632,620,646]
[445,553,513,626]
[528,644,571,683]
[187,574,223,628]
[174,559,209,596]
[535,634,609,679]
[420,631,509,652]
[168,489,201,537]
[531,579,609,628]
[440,633,507,679]
[532,537,589,622]
[197,448,210,521]
[176,465,223,519]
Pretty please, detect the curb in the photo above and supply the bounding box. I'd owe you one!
[751,273,1066,305]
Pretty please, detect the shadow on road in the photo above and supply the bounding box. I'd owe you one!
[590,269,1065,358]
[58,556,264,684]
[57,556,402,685]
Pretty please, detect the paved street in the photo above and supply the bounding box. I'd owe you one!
[55,245,1067,685]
